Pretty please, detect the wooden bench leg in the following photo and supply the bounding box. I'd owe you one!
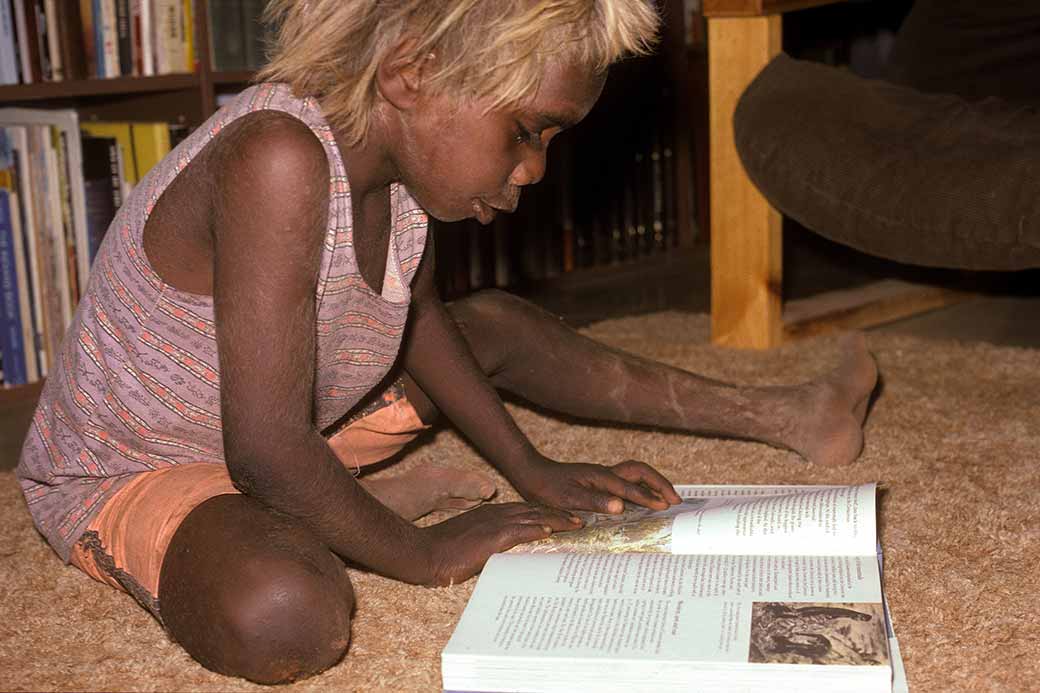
[708,15,783,349]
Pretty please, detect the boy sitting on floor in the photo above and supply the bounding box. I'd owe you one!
[16,0,877,684]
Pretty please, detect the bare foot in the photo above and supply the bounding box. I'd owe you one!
[361,466,497,521]
[784,332,878,466]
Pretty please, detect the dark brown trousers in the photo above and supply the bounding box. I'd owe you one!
[734,53,1040,270]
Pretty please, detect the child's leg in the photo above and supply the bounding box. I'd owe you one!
[159,494,353,685]
[406,290,877,466]
[69,463,352,685]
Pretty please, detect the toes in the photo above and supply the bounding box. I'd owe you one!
[452,471,497,501]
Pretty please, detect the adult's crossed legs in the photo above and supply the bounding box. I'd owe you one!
[733,54,1040,271]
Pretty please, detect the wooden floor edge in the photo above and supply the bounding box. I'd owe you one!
[782,282,976,341]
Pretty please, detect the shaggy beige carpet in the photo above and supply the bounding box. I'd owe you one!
[2,312,1038,692]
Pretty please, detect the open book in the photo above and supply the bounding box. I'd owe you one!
[442,483,908,693]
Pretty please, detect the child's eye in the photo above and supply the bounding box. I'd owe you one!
[514,124,538,147]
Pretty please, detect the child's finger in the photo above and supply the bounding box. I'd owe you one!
[611,460,682,504]
[586,469,668,510]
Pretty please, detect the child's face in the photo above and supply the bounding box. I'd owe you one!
[395,60,606,225]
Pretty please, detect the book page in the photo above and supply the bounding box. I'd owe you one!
[511,484,876,557]
[445,551,887,667]
[671,484,877,557]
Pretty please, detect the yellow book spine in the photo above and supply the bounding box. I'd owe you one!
[130,123,172,181]
[183,0,194,73]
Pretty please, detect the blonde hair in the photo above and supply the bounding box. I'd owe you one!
[258,0,660,146]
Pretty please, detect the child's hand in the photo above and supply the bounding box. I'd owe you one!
[419,502,582,586]
[512,457,682,515]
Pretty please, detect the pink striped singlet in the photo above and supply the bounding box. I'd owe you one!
[16,83,429,563]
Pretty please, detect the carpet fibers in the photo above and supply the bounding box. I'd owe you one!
[1,312,1038,691]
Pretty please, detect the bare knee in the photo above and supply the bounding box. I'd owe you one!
[172,554,353,684]
[451,288,540,325]
[450,289,561,375]
[159,497,355,684]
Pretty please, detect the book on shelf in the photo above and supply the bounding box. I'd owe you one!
[207,0,245,71]
[79,134,121,264]
[42,0,61,80]
[442,483,908,693]
[98,0,119,78]
[12,1,38,84]
[206,0,266,72]
[114,0,132,76]
[240,0,267,70]
[0,0,19,85]
[135,0,154,76]
[53,1,87,81]
[0,177,30,385]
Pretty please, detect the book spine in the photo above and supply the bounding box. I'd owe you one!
[152,0,170,73]
[240,0,261,70]
[24,125,59,369]
[79,135,118,264]
[129,0,141,75]
[30,0,48,80]
[138,0,151,74]
[100,0,118,77]
[52,128,78,306]
[0,188,28,385]
[91,0,104,78]
[12,0,37,84]
[114,0,130,75]
[130,121,170,181]
[8,186,39,382]
[181,0,192,72]
[41,127,71,331]
[209,0,245,71]
[54,1,87,81]
[0,0,20,84]
[165,0,183,72]
[42,0,61,80]
[78,0,95,77]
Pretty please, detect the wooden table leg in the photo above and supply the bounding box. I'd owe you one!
[708,15,783,349]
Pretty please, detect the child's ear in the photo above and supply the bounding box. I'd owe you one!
[377,39,430,111]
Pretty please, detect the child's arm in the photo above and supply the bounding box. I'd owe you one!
[209,114,576,586]
[402,236,682,515]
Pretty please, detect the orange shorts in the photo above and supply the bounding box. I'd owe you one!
[69,396,427,615]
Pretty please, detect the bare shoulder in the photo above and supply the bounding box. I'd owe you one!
[212,111,330,224]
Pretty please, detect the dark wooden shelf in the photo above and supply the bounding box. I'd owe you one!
[0,73,201,102]
[212,70,257,85]
[0,380,44,406]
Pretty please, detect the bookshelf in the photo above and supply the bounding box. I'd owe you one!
[0,0,253,122]
[0,0,253,401]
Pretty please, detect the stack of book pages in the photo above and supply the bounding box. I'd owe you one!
[442,483,909,693]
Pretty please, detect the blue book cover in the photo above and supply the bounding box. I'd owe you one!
[93,0,106,78]
[0,188,27,385]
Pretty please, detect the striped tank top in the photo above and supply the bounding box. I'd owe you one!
[16,84,429,562]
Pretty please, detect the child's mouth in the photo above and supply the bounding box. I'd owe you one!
[472,199,496,225]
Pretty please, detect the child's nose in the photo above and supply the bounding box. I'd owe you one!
[510,148,547,187]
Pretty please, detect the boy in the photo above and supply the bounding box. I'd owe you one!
[17,0,877,684]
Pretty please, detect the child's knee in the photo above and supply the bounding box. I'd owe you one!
[159,502,356,685]
[185,555,354,684]
[453,288,550,333]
